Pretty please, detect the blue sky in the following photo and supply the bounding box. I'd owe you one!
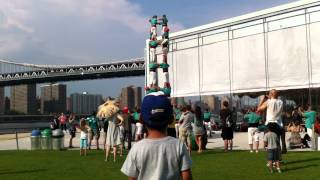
[0,0,295,97]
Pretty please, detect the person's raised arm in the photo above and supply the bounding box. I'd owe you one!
[257,96,268,113]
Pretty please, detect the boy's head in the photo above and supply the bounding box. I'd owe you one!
[267,123,278,133]
[141,92,173,131]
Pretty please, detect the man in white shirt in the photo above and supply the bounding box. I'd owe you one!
[257,89,287,153]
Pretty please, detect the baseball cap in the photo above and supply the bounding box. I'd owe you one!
[123,107,129,113]
[141,91,173,129]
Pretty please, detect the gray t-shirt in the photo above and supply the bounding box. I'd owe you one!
[263,132,279,150]
[179,111,194,132]
[121,136,192,180]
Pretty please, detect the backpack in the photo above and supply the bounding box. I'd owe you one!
[226,114,232,128]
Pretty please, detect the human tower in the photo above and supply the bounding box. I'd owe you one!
[146,15,171,96]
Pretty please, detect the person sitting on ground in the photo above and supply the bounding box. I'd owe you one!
[121,91,192,180]
[287,121,303,149]
[244,107,262,153]
[264,123,281,173]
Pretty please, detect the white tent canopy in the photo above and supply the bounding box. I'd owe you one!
[146,0,320,97]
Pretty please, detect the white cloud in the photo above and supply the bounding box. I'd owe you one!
[0,0,184,57]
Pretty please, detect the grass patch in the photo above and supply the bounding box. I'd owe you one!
[0,150,319,180]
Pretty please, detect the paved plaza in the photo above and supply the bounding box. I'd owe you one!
[0,130,312,152]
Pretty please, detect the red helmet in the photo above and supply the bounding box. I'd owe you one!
[123,107,129,113]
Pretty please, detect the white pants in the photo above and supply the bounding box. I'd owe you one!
[248,127,259,145]
[307,128,313,138]
[131,124,136,139]
[175,123,180,138]
[136,122,143,135]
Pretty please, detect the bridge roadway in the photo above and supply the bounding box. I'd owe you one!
[0,58,145,86]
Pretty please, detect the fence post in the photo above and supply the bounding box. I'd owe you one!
[15,130,19,150]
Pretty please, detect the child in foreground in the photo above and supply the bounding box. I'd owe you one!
[121,92,193,180]
[78,118,91,156]
[264,123,281,173]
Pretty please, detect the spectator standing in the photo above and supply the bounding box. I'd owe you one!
[301,105,316,139]
[121,92,192,180]
[264,123,281,173]
[86,112,100,150]
[58,113,67,131]
[50,114,60,130]
[257,89,286,154]
[134,107,143,141]
[179,105,194,155]
[203,109,212,137]
[244,108,262,153]
[78,118,91,156]
[103,118,108,151]
[193,106,205,153]
[174,105,182,138]
[122,107,132,150]
[68,113,77,148]
[220,101,234,152]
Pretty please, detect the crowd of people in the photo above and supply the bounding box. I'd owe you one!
[47,89,320,178]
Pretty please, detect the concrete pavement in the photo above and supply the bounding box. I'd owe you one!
[0,130,313,151]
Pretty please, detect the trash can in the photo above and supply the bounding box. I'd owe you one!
[41,129,52,150]
[30,130,41,150]
[52,129,64,150]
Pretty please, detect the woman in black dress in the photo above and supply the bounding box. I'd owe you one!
[220,101,234,152]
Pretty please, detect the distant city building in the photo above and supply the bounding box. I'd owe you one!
[119,86,142,110]
[70,92,103,114]
[10,84,37,114]
[0,87,4,114]
[40,84,67,114]
[203,95,220,113]
[66,97,71,112]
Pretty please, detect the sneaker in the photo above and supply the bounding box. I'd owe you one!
[250,150,253,153]
[277,168,281,173]
[255,150,259,153]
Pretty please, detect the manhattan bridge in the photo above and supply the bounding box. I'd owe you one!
[0,58,145,86]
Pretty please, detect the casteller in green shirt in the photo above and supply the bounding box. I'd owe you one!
[203,112,212,122]
[304,111,316,129]
[244,112,261,124]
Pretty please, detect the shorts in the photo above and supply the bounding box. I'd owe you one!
[267,149,280,161]
[221,127,233,140]
[80,138,88,149]
[248,127,259,144]
[136,122,143,135]
[179,128,191,145]
[89,129,100,140]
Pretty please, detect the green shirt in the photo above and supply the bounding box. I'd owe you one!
[86,116,99,130]
[304,111,316,129]
[133,112,140,122]
[203,112,212,120]
[244,112,261,124]
[174,108,181,120]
